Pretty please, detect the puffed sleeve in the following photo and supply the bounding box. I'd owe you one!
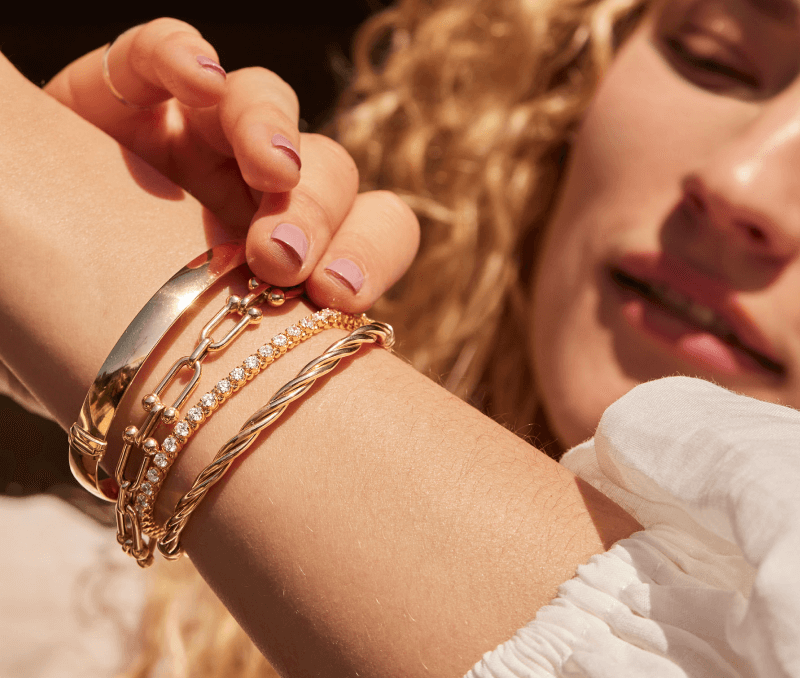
[466,376,800,678]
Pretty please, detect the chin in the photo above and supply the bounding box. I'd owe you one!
[539,361,639,451]
[532,311,641,451]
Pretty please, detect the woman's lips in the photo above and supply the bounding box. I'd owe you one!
[607,253,785,378]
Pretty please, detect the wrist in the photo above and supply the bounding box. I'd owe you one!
[103,267,350,532]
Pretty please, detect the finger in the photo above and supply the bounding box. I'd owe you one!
[110,18,226,109]
[216,67,303,194]
[306,191,420,313]
[246,134,359,286]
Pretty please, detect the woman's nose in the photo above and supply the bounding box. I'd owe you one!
[677,92,800,271]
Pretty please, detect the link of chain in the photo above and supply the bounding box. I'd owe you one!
[114,277,293,567]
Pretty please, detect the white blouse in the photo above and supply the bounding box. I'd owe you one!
[467,376,800,677]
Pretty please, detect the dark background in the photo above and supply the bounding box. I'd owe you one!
[0,3,383,504]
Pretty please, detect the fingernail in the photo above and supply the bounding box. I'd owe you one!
[272,133,302,171]
[325,258,364,293]
[271,222,308,264]
[196,55,226,78]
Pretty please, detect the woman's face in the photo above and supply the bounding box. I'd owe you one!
[533,0,800,448]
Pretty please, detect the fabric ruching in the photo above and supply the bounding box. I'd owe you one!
[467,376,800,678]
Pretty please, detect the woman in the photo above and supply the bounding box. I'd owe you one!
[2,0,799,675]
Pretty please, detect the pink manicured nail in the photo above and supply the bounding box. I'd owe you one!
[196,55,226,78]
[272,133,302,171]
[271,222,308,264]
[326,258,364,293]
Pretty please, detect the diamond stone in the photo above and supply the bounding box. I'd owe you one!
[163,437,178,454]
[230,367,245,383]
[137,493,148,505]
[141,481,153,496]
[272,334,287,347]
[216,379,231,394]
[201,393,217,408]
[154,453,169,468]
[187,407,203,423]
[174,421,190,438]
[146,468,160,483]
[258,345,274,359]
[136,504,148,515]
[287,325,301,337]
[321,308,335,319]
[244,355,259,371]
[311,312,324,323]
[300,317,314,329]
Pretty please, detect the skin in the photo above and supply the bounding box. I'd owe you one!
[0,49,638,678]
[12,2,799,672]
[533,0,800,448]
[44,19,420,315]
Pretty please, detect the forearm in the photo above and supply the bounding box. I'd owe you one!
[0,54,638,678]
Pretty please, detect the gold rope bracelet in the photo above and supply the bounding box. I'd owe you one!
[157,321,395,561]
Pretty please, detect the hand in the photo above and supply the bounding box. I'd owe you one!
[45,19,419,313]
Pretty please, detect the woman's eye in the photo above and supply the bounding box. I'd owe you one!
[664,35,761,91]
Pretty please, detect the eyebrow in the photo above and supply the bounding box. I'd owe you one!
[744,0,799,23]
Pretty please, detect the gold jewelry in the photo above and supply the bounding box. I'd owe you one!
[115,278,303,567]
[68,242,246,502]
[102,37,152,110]
[136,308,354,543]
[157,319,394,562]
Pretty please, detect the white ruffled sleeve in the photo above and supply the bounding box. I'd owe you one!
[465,376,800,678]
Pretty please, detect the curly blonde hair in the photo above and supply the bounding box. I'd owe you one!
[338,0,647,447]
[121,0,647,675]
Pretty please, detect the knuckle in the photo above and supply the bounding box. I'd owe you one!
[241,101,294,130]
[293,189,338,238]
[134,19,203,69]
[375,191,419,231]
[365,191,421,258]
[306,134,360,192]
[147,17,201,37]
[230,67,300,112]
[263,71,300,112]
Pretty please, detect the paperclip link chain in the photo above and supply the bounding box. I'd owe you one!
[158,321,394,561]
[136,308,366,543]
[114,277,301,567]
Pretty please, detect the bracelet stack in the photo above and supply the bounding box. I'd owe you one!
[68,243,394,568]
[158,320,394,561]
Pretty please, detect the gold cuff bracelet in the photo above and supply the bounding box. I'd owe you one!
[68,242,246,502]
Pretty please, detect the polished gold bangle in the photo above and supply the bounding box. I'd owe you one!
[157,320,394,562]
[68,242,246,503]
[136,308,356,544]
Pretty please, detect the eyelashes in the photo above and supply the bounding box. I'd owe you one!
[663,35,761,91]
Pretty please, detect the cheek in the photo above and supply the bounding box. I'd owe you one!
[530,24,761,447]
[529,32,666,447]
[531,225,641,449]
[529,23,743,448]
